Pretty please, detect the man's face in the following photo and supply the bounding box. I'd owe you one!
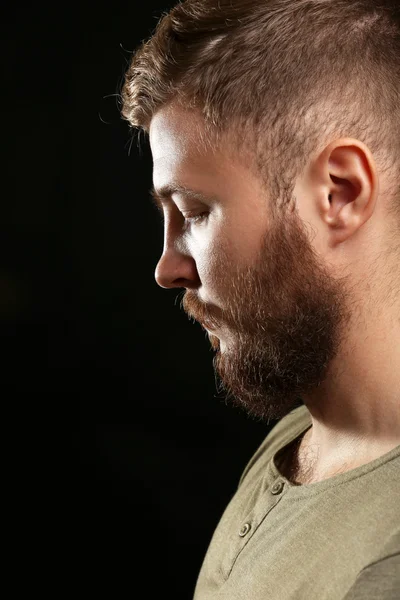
[150,104,353,421]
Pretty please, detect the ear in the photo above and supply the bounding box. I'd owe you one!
[309,138,379,247]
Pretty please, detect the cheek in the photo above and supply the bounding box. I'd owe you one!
[194,240,220,283]
[191,229,233,303]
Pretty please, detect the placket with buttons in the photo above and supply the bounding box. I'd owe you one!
[225,477,287,577]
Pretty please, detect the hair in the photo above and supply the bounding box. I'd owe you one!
[121,0,400,228]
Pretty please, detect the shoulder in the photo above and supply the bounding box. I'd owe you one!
[343,529,400,600]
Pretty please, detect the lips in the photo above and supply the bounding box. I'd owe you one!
[201,320,216,332]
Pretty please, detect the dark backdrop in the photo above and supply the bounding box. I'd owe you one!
[6,3,274,597]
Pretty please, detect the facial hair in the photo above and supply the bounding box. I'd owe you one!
[182,202,355,422]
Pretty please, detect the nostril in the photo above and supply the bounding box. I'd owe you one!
[154,250,200,290]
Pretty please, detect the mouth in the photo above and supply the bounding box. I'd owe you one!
[201,321,217,333]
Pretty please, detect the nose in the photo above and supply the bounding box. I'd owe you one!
[155,245,200,289]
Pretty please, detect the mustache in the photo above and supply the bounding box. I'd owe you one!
[180,291,222,330]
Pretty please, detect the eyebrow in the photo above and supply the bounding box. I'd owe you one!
[149,184,215,213]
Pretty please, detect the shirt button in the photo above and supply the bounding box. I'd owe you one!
[271,481,284,495]
[239,523,251,537]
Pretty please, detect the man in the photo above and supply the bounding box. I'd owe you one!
[121,0,400,598]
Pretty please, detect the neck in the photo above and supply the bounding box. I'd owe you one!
[297,307,400,484]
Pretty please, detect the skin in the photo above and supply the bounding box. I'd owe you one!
[149,102,400,484]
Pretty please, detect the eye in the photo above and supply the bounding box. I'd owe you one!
[181,211,209,226]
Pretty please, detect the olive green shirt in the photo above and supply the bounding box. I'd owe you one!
[194,404,400,599]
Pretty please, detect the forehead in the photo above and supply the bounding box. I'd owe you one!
[149,104,228,192]
[149,103,209,161]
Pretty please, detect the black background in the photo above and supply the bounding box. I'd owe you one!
[6,3,273,597]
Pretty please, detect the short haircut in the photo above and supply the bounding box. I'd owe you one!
[121,0,400,224]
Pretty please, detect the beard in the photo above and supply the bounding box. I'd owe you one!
[182,201,355,422]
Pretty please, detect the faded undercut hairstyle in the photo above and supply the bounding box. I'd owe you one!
[121,0,400,229]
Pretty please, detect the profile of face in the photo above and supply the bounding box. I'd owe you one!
[150,104,354,422]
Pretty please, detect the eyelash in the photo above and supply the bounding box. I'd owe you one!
[181,211,209,225]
